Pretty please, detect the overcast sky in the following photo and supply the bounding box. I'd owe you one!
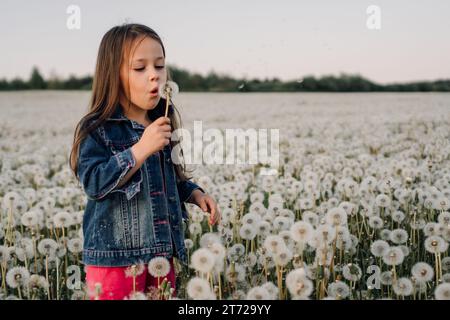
[1,0,449,84]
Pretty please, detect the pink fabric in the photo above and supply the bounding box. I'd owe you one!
[85,258,176,300]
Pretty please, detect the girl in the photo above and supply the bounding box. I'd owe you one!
[69,23,220,300]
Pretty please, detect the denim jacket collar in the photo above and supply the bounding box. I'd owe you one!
[106,104,146,130]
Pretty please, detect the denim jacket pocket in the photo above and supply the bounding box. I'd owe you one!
[109,142,143,201]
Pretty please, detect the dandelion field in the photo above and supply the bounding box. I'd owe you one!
[1,91,450,300]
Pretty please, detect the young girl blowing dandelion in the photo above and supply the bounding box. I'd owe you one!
[69,23,221,300]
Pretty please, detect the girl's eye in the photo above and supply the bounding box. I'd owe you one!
[134,67,145,71]
[156,65,165,69]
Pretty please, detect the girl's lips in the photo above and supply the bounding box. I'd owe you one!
[149,88,159,97]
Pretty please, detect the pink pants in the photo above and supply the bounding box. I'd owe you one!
[85,258,176,300]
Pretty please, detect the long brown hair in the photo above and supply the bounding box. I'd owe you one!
[69,23,191,183]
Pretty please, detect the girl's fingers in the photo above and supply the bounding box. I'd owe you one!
[205,198,220,225]
[207,199,216,224]
[199,197,208,212]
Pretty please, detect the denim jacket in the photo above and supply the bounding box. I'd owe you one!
[77,102,203,267]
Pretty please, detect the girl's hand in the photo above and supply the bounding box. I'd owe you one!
[135,116,171,158]
[190,189,221,225]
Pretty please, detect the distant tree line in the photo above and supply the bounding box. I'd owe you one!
[1,66,449,92]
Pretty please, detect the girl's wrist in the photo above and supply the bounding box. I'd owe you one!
[131,142,151,165]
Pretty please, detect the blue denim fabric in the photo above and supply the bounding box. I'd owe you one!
[77,103,204,266]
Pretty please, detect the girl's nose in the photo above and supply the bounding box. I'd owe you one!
[148,71,159,82]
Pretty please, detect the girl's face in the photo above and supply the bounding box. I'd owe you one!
[120,36,167,111]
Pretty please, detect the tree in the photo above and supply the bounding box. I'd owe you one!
[29,66,46,89]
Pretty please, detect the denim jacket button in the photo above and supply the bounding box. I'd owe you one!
[168,196,176,202]
[166,157,171,163]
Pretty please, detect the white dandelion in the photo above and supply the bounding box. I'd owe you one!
[37,238,58,256]
[411,262,434,282]
[290,221,314,243]
[256,220,272,237]
[246,286,271,300]
[380,271,394,285]
[261,281,278,300]
[302,211,319,226]
[199,232,222,248]
[191,248,215,274]
[148,257,171,278]
[20,210,39,228]
[189,222,202,236]
[325,207,347,226]
[125,263,146,278]
[184,239,194,250]
[186,277,213,300]
[328,281,350,299]
[263,235,286,255]
[286,270,313,299]
[424,236,448,253]
[342,263,362,282]
[382,246,404,266]
[53,211,73,228]
[242,213,261,226]
[368,216,384,230]
[67,238,83,254]
[390,229,409,245]
[435,283,450,300]
[209,242,226,263]
[274,249,293,267]
[239,224,257,240]
[375,194,391,208]
[6,266,30,288]
[392,277,413,297]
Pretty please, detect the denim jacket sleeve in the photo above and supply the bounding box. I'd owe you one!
[177,179,205,221]
[177,179,205,203]
[77,130,139,201]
